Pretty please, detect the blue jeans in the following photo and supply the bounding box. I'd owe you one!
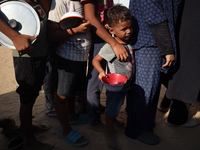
[106,91,127,119]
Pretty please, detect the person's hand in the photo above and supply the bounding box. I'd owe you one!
[75,21,91,33]
[98,71,107,81]
[12,34,38,53]
[112,43,129,61]
[162,54,175,68]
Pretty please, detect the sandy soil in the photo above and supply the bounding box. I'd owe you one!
[0,46,200,150]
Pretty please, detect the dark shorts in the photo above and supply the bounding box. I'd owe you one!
[13,56,46,104]
[56,55,87,97]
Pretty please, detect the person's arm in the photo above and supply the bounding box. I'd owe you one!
[37,0,51,15]
[0,1,52,52]
[92,54,107,80]
[83,1,128,61]
[47,20,90,42]
[149,21,175,67]
[0,16,37,52]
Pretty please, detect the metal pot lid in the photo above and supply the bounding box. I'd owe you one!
[0,1,40,49]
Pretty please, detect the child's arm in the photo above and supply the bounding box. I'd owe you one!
[47,20,90,42]
[83,1,128,61]
[0,17,37,52]
[92,54,107,80]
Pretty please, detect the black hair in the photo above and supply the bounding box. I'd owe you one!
[107,4,132,27]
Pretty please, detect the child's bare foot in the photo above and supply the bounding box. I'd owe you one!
[87,122,106,133]
[23,138,54,150]
[105,133,120,150]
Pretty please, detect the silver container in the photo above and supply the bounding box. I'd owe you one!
[0,1,40,49]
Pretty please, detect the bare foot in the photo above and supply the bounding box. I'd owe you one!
[23,138,54,150]
[105,133,120,150]
[87,122,106,133]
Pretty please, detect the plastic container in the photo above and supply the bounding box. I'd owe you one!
[102,73,127,92]
[59,12,83,30]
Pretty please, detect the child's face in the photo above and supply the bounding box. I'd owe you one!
[109,20,132,43]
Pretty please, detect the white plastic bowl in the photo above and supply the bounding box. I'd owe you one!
[59,12,83,30]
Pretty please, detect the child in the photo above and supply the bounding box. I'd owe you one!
[92,4,134,150]
[82,0,129,133]
[48,0,91,147]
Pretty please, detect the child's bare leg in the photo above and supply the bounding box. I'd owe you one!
[20,102,53,150]
[54,93,86,144]
[105,114,120,150]
[67,96,78,121]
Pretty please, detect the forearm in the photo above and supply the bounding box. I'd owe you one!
[0,17,20,41]
[149,20,175,56]
[47,21,79,42]
[84,2,118,47]
[92,59,104,74]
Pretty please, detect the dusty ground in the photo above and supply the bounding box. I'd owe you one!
[0,46,200,150]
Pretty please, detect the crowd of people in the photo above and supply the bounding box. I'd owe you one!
[0,0,199,150]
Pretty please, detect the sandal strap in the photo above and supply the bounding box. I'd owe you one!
[67,130,83,143]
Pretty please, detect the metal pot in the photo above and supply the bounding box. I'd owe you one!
[0,0,45,49]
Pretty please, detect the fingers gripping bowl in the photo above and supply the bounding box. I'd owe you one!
[102,73,127,92]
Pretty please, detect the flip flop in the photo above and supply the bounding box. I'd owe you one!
[7,135,23,150]
[2,127,24,150]
[56,129,88,147]
[69,113,88,125]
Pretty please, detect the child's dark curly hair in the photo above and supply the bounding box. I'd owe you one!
[107,4,132,27]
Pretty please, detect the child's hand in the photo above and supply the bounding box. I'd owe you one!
[98,71,107,81]
[13,34,37,53]
[76,20,91,33]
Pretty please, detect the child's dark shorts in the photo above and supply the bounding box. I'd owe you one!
[13,56,46,104]
[56,55,87,97]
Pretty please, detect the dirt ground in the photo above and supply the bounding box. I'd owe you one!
[0,46,200,150]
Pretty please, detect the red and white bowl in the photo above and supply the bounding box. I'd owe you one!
[59,12,83,30]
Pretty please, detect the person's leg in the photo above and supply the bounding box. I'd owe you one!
[158,94,171,112]
[105,91,125,150]
[67,96,78,121]
[167,99,188,125]
[44,44,57,117]
[54,94,72,134]
[158,71,172,112]
[19,101,34,141]
[166,99,198,127]
[55,58,88,146]
[54,93,88,145]
[14,57,53,150]
[125,47,161,145]
[86,34,106,131]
